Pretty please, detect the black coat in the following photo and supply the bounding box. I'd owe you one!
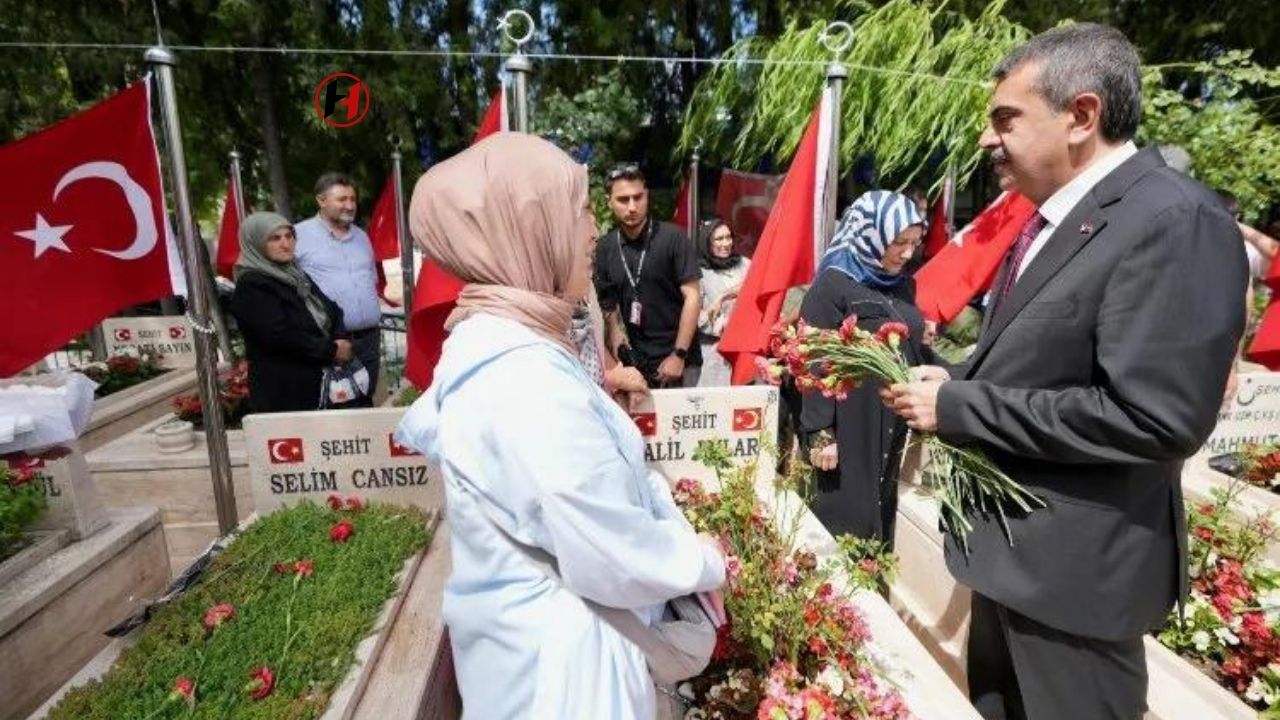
[799,270,932,543]
[938,148,1247,641]
[230,271,343,413]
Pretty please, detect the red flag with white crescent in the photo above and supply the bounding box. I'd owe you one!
[404,87,506,389]
[0,80,184,377]
[215,176,243,278]
[718,87,836,385]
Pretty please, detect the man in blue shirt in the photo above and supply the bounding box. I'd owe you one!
[295,172,381,406]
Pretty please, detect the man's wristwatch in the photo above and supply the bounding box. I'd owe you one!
[673,347,688,360]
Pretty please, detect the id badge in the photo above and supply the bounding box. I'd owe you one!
[629,300,643,326]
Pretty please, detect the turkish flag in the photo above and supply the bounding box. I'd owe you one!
[672,175,693,231]
[630,412,658,437]
[6,457,45,472]
[1264,253,1279,294]
[215,177,243,278]
[1248,301,1280,370]
[719,89,834,385]
[368,177,401,262]
[388,433,420,457]
[367,176,404,306]
[403,88,504,389]
[715,169,782,257]
[732,408,762,432]
[169,325,187,340]
[914,191,1039,324]
[0,81,184,377]
[473,88,507,143]
[267,437,304,464]
[922,179,952,259]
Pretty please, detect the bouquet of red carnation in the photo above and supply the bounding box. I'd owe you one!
[758,318,1043,551]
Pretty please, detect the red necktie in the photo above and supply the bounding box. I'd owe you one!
[993,211,1048,312]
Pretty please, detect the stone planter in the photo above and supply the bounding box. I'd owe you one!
[29,512,454,720]
[152,418,195,454]
[1182,457,1280,566]
[87,414,251,577]
[890,481,1257,720]
[0,506,169,720]
[80,370,198,452]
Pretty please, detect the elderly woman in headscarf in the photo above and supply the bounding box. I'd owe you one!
[393,134,725,720]
[696,219,751,387]
[800,190,932,545]
[230,212,351,413]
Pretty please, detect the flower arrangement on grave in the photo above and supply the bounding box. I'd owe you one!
[1239,443,1280,492]
[757,319,1042,552]
[671,442,910,720]
[44,498,431,720]
[1157,485,1280,712]
[80,349,166,398]
[172,360,250,429]
[0,461,47,562]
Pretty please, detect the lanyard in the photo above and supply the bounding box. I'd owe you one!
[615,221,655,291]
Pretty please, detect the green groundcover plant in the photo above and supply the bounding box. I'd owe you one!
[46,498,431,720]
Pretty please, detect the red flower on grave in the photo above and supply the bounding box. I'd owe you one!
[272,562,290,574]
[327,494,344,512]
[1194,526,1215,543]
[247,666,275,701]
[293,559,314,578]
[345,496,365,512]
[171,677,196,705]
[330,519,355,543]
[203,603,235,631]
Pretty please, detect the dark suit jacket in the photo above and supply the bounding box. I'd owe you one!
[937,148,1248,641]
[230,270,343,413]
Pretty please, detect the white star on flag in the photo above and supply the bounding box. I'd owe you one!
[14,214,73,258]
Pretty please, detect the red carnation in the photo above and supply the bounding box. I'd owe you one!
[345,496,365,512]
[171,677,196,704]
[807,635,829,656]
[246,666,275,701]
[875,322,910,347]
[293,559,314,577]
[330,519,355,543]
[326,494,344,512]
[271,562,290,574]
[839,315,860,343]
[203,603,235,631]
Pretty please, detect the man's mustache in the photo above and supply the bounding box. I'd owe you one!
[989,147,1010,165]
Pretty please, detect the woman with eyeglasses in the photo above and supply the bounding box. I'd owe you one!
[799,190,935,545]
[695,219,751,387]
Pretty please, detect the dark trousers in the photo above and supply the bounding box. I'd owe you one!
[349,327,381,408]
[968,593,1148,720]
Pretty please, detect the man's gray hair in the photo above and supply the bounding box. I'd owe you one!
[994,23,1142,142]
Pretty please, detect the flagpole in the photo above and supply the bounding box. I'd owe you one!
[821,23,850,250]
[229,150,246,222]
[944,168,957,233]
[391,144,413,321]
[147,45,238,535]
[688,146,701,243]
[500,9,535,133]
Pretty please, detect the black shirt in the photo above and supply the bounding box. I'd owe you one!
[594,219,702,366]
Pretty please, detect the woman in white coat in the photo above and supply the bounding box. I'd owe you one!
[395,133,726,719]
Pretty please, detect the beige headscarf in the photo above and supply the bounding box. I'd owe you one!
[409,134,592,353]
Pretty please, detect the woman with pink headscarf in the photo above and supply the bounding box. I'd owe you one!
[394,134,725,719]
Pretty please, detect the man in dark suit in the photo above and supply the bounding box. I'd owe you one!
[883,24,1248,720]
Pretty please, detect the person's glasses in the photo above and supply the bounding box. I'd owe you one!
[607,163,641,181]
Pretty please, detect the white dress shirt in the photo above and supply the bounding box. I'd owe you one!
[1017,142,1139,280]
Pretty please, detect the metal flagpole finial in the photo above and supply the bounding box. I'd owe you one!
[498,9,536,54]
[819,21,853,78]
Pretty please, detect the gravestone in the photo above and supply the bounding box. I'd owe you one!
[100,316,196,368]
[1198,372,1280,458]
[243,408,442,514]
[627,385,781,485]
[7,446,109,541]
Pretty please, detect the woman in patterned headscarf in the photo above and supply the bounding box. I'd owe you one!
[799,190,933,545]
